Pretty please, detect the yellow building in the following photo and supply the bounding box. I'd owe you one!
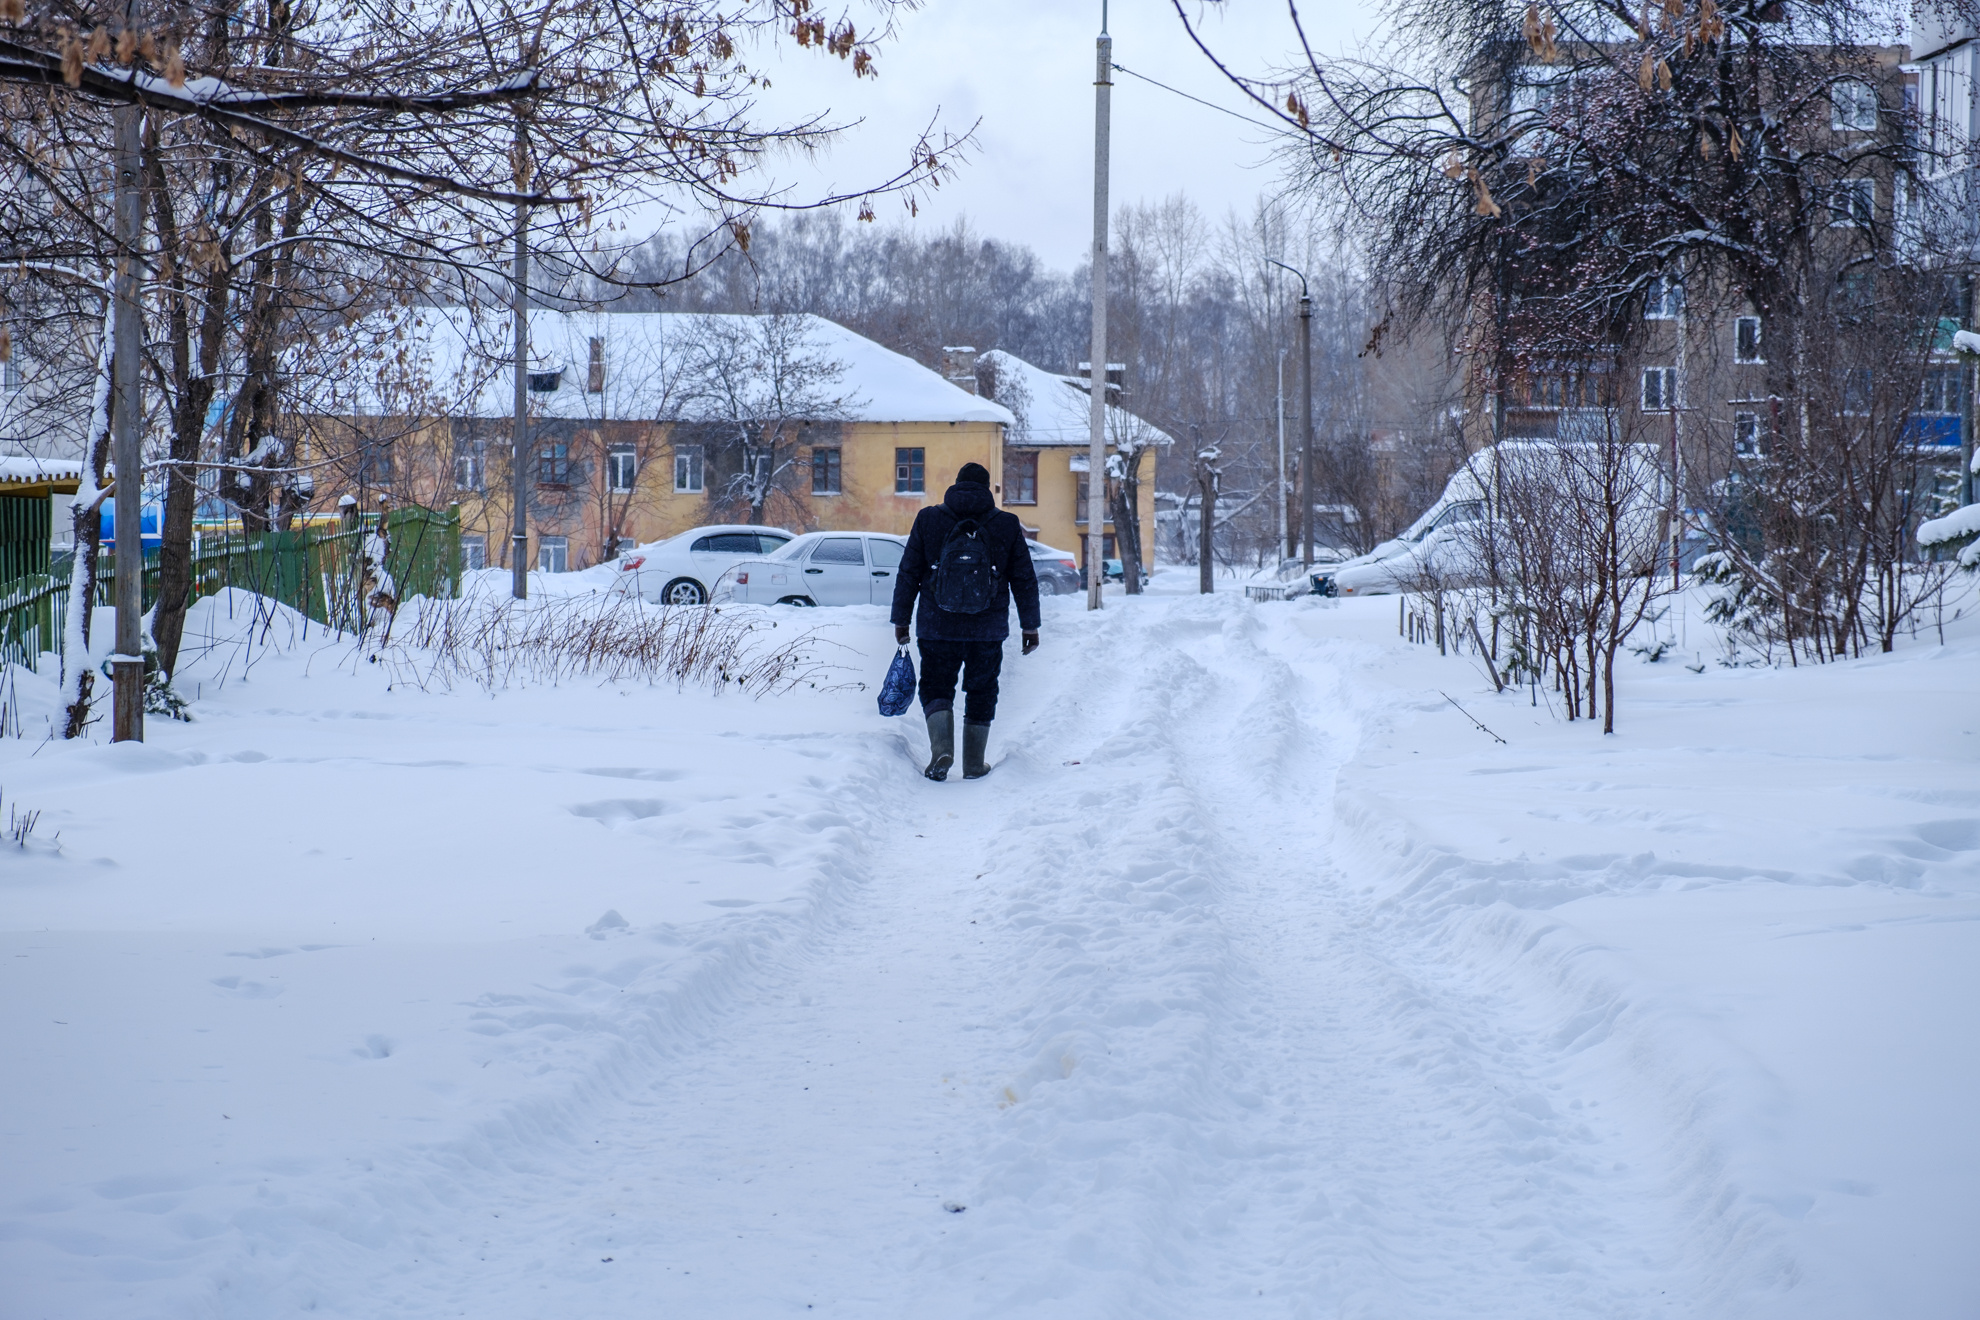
[304,309,1016,571]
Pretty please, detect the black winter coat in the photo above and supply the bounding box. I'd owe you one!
[890,481,1042,641]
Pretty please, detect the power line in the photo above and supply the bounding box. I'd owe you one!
[1109,62,1285,136]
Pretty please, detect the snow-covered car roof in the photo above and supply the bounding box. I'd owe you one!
[762,530,905,561]
[622,524,795,557]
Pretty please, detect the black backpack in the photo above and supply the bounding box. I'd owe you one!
[931,518,1002,614]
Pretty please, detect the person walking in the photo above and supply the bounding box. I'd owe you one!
[891,461,1041,781]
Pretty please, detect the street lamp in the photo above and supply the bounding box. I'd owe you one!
[1267,258,1314,567]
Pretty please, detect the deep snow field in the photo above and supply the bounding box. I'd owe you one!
[1,573,1976,1319]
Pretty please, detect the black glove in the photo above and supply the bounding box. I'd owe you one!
[1021,631,1039,656]
[895,625,911,647]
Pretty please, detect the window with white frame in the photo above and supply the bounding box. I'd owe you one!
[1920,363,1961,414]
[673,444,703,493]
[1644,275,1683,319]
[460,534,487,571]
[453,438,484,491]
[1641,366,1678,412]
[607,444,637,493]
[1831,79,1878,131]
[537,535,569,573]
[1734,316,1764,364]
[1829,178,1874,228]
[1733,411,1760,457]
[1,356,20,392]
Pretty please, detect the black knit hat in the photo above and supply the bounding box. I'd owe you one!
[956,462,991,486]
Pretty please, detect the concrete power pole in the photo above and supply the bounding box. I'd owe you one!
[510,126,531,601]
[1268,259,1315,568]
[1299,288,1314,567]
[1084,7,1112,611]
[110,101,144,743]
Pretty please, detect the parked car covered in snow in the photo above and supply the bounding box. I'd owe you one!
[1315,441,1668,597]
[729,531,907,606]
[610,525,796,605]
[1028,541,1082,596]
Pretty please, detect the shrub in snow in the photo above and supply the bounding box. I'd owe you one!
[377,590,838,695]
[1917,505,1980,571]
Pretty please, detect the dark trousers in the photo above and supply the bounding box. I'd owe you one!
[917,638,1005,725]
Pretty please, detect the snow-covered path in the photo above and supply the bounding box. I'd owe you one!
[5,587,1975,1317]
[178,604,1696,1318]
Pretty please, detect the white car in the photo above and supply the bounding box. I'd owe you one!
[1323,501,1489,596]
[611,524,796,605]
[729,531,907,606]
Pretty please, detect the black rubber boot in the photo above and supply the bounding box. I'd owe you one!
[962,721,992,779]
[923,709,954,781]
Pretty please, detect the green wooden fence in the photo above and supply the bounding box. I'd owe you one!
[0,505,460,670]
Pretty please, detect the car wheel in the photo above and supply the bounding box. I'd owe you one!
[662,577,708,606]
[776,595,815,607]
[1037,578,1060,596]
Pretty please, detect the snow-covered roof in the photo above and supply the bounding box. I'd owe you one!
[976,350,1174,449]
[328,308,1014,428]
[0,455,83,492]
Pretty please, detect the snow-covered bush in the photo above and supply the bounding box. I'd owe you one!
[377,591,839,696]
[1917,504,1980,571]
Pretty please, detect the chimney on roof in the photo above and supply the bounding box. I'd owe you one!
[1077,362,1127,396]
[941,345,978,395]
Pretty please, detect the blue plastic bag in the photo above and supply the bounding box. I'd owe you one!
[877,647,916,717]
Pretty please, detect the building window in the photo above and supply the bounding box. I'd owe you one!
[587,336,606,394]
[538,535,568,573]
[357,437,395,487]
[607,444,637,493]
[1641,366,1678,412]
[1,353,20,391]
[537,440,571,487]
[895,447,925,494]
[1516,370,1613,410]
[453,439,484,491]
[460,534,487,571]
[1734,316,1764,364]
[1832,79,1878,131]
[1733,411,1760,457]
[1644,275,1683,320]
[1830,178,1874,228]
[1920,363,1961,414]
[1005,450,1038,505]
[1842,367,1873,414]
[811,447,842,495]
[673,445,703,494]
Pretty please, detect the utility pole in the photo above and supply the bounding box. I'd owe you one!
[1299,288,1313,567]
[110,100,144,742]
[1275,348,1288,562]
[1269,259,1315,567]
[1085,4,1111,611]
[510,122,531,600]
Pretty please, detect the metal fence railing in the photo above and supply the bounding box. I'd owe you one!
[0,505,460,671]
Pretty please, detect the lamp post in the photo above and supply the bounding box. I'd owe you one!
[1268,259,1314,566]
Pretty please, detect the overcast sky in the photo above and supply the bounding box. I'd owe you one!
[730,0,1374,271]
